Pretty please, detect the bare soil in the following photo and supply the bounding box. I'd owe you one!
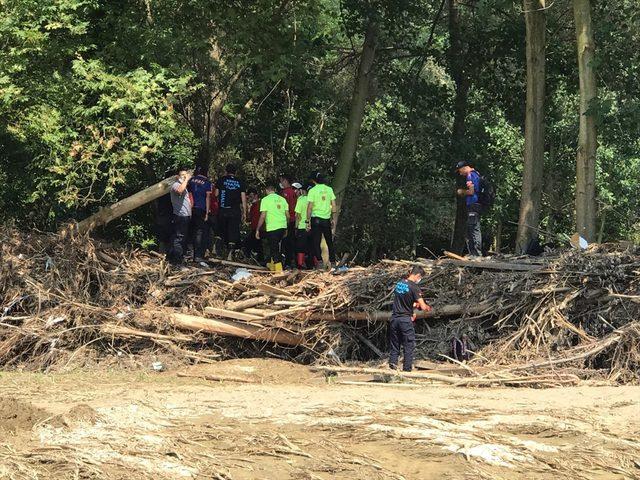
[0,359,639,480]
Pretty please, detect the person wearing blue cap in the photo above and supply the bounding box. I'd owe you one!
[455,161,482,257]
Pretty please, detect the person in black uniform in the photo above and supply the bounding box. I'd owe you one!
[215,164,247,260]
[389,266,432,371]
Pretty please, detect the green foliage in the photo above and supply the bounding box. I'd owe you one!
[0,0,638,253]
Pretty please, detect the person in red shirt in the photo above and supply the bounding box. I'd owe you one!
[207,176,221,256]
[243,187,264,262]
[279,173,297,268]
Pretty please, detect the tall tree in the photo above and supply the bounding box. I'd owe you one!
[573,0,598,241]
[515,0,546,253]
[448,0,472,254]
[332,22,378,227]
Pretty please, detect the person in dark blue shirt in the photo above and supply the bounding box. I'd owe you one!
[389,266,432,372]
[188,165,213,263]
[215,164,247,260]
[456,161,482,257]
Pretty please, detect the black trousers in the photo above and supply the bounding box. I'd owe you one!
[466,204,482,257]
[265,229,286,263]
[244,229,264,261]
[283,221,296,266]
[155,217,172,254]
[310,217,335,264]
[295,229,311,254]
[389,317,416,372]
[167,214,190,265]
[218,208,242,248]
[191,208,209,259]
[208,215,221,254]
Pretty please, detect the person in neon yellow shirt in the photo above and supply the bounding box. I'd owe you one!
[293,183,312,269]
[256,184,288,271]
[305,172,337,270]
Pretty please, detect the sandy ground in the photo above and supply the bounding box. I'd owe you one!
[0,359,639,480]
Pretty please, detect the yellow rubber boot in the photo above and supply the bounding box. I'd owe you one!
[267,261,275,272]
[274,262,283,273]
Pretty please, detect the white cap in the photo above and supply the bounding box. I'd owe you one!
[292,182,303,189]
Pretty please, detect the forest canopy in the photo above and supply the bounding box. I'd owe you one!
[1,0,639,258]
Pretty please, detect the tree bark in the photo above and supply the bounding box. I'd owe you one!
[332,22,378,228]
[573,0,598,241]
[73,174,179,234]
[448,0,471,254]
[516,0,546,254]
[172,313,303,346]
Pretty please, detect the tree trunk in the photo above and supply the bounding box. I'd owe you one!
[73,174,179,234]
[448,0,471,254]
[516,0,546,254]
[332,22,378,228]
[172,313,303,346]
[573,0,597,241]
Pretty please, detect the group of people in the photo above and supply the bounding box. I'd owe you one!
[160,164,339,272]
[158,159,486,372]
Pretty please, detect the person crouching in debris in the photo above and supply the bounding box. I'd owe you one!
[255,184,288,272]
[389,266,431,372]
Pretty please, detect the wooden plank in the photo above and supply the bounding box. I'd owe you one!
[204,307,265,322]
[243,308,275,316]
[172,313,303,346]
[256,283,292,297]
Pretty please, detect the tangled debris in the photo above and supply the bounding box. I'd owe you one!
[1,229,639,385]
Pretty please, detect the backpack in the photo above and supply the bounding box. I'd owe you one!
[476,172,495,211]
[451,336,470,362]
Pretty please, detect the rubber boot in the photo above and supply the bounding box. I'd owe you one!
[274,262,283,273]
[296,253,306,270]
[267,261,275,272]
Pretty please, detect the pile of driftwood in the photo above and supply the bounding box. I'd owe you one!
[1,229,639,385]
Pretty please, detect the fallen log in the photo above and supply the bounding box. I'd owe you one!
[172,313,303,346]
[314,365,580,386]
[176,372,257,384]
[204,307,265,322]
[208,258,268,271]
[308,301,494,322]
[443,250,466,261]
[336,381,425,389]
[101,324,192,342]
[225,296,270,311]
[75,174,179,234]
[504,326,628,373]
[440,258,544,272]
[311,365,462,383]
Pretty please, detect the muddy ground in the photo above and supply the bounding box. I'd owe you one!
[0,359,639,480]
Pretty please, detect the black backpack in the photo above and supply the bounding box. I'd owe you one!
[476,172,495,211]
